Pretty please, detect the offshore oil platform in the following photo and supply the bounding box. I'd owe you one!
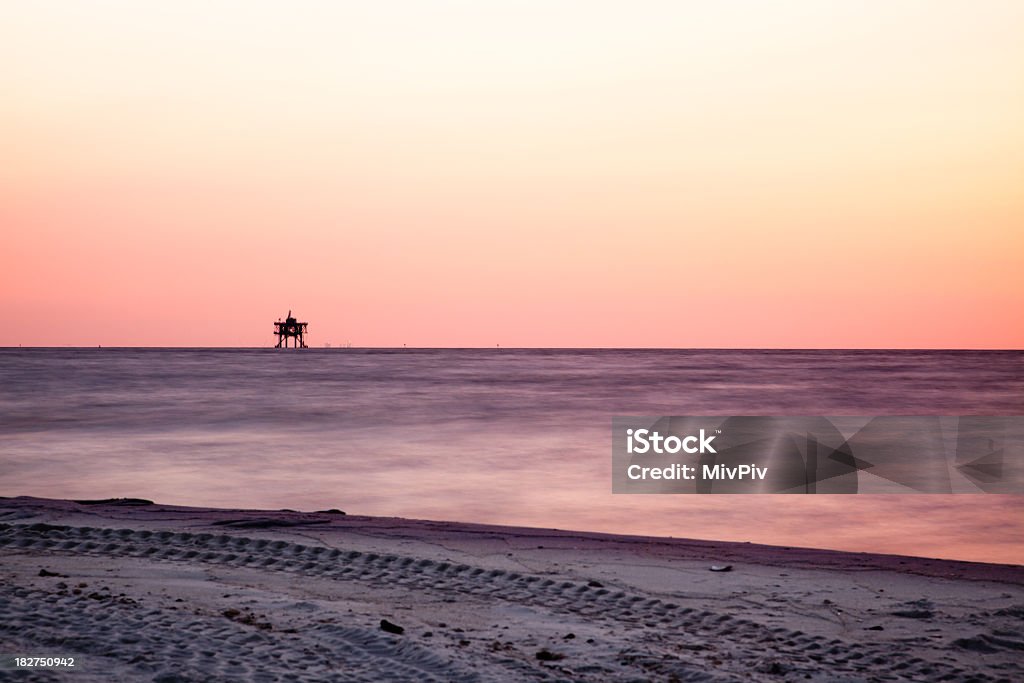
[273,311,308,348]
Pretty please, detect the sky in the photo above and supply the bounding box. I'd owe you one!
[2,1,1022,348]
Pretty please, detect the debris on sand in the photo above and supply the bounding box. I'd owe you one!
[38,568,67,577]
[222,608,272,630]
[891,600,935,619]
[709,565,733,572]
[756,659,787,675]
[535,649,564,662]
[380,619,404,635]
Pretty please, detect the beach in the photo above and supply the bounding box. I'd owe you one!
[1,496,1021,682]
[5,3,1023,681]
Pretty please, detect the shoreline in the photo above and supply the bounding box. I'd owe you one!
[1,496,1022,681]
[2,496,1021,584]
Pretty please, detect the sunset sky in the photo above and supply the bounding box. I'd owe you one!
[2,1,1022,348]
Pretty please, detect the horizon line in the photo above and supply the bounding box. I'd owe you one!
[2,346,1022,352]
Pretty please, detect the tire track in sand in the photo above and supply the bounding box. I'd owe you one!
[1,523,1018,682]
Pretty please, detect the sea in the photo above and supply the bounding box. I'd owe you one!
[2,348,1022,564]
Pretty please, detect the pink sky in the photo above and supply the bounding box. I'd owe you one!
[2,1,1022,348]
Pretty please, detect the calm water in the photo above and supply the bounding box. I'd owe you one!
[2,348,1022,563]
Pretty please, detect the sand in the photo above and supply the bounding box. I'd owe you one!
[0,497,1021,682]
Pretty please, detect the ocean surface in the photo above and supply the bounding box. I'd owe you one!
[2,348,1022,564]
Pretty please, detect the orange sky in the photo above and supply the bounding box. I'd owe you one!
[2,1,1022,348]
